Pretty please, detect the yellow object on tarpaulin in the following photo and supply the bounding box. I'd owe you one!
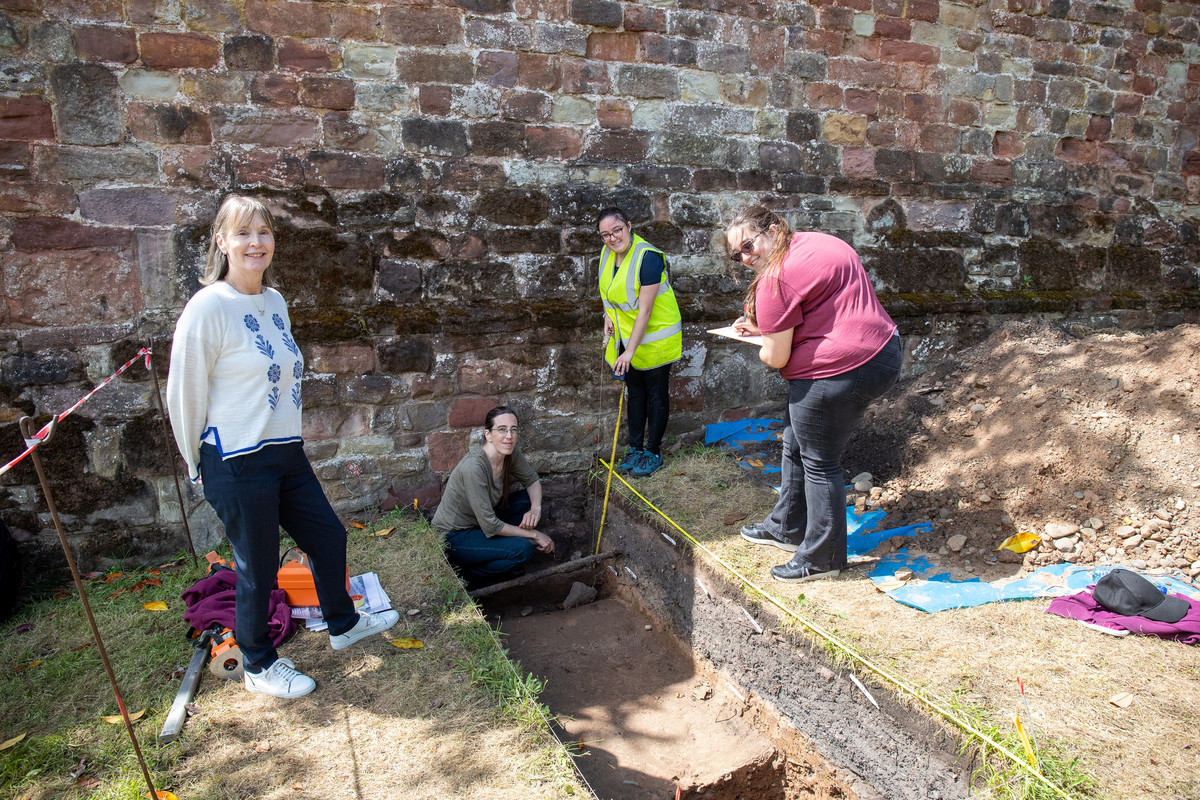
[997,531,1041,554]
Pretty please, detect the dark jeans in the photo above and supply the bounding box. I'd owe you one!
[443,489,534,589]
[201,442,358,672]
[625,362,671,455]
[764,336,902,570]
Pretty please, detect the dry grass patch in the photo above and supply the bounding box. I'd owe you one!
[1,516,585,800]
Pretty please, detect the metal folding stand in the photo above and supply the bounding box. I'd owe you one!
[18,415,160,800]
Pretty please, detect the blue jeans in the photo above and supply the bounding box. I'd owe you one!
[764,336,902,570]
[443,489,534,588]
[201,442,358,672]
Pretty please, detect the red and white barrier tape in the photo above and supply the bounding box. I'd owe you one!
[0,347,154,478]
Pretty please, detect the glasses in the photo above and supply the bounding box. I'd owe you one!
[491,426,518,437]
[599,225,627,241]
[730,232,763,263]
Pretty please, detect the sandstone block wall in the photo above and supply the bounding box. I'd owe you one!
[1,0,1198,569]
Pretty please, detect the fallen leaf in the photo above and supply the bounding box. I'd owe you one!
[75,775,100,790]
[102,708,146,724]
[674,471,686,476]
[1110,692,1133,708]
[746,458,764,468]
[71,642,94,652]
[390,638,424,649]
[107,589,126,600]
[53,592,70,600]
[255,740,271,753]
[997,532,1040,554]
[130,579,162,593]
[291,784,304,791]
[10,623,32,635]
[351,522,365,529]
[368,526,395,538]
[69,758,87,779]
[722,512,747,526]
[148,569,161,576]
[0,733,26,751]
[104,573,124,583]
[14,660,43,672]
[145,791,178,800]
[84,571,104,581]
[143,601,168,612]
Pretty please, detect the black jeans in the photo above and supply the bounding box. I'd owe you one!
[201,442,358,672]
[764,336,902,570]
[625,362,671,455]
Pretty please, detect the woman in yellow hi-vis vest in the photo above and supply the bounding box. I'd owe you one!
[596,207,683,478]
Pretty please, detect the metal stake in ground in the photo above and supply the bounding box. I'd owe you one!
[17,416,160,800]
[146,337,198,567]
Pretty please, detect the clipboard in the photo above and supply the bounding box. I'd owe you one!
[707,325,762,346]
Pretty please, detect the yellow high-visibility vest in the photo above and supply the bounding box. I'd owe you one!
[599,233,682,370]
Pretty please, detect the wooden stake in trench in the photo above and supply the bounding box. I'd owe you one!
[18,416,160,800]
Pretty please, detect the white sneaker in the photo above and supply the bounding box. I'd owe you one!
[244,657,316,698]
[329,610,400,650]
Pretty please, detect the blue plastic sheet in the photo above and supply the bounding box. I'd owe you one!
[870,556,1200,613]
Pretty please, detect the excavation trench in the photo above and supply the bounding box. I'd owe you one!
[482,504,972,800]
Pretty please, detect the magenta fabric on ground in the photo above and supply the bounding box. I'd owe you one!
[181,568,297,646]
[1046,589,1200,645]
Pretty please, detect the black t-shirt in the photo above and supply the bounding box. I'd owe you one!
[612,249,665,286]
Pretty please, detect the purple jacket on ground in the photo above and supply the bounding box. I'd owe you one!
[1046,589,1200,645]
[181,568,297,646]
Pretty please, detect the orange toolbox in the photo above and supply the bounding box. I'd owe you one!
[277,551,350,607]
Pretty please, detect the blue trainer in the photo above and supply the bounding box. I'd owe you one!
[617,447,643,472]
[630,451,664,478]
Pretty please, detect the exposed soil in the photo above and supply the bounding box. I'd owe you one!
[845,320,1200,582]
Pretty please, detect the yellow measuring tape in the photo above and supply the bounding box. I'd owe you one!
[596,459,1073,800]
[594,388,624,556]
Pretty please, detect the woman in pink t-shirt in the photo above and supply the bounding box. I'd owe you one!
[727,205,900,582]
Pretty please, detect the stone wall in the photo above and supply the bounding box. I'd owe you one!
[1,0,1198,571]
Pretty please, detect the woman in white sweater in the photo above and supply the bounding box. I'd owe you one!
[167,194,398,698]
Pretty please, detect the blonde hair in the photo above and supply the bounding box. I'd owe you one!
[724,205,792,325]
[200,194,278,287]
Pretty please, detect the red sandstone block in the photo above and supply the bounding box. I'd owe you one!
[448,397,500,428]
[381,7,463,45]
[302,406,371,441]
[805,29,845,57]
[0,141,31,178]
[232,150,305,187]
[251,74,300,106]
[419,86,453,116]
[873,0,902,13]
[583,129,650,162]
[586,32,638,62]
[305,151,384,189]
[478,51,519,87]
[806,83,844,108]
[211,108,321,147]
[0,183,75,214]
[880,39,937,64]
[526,125,584,159]
[992,130,1023,159]
[307,343,374,374]
[624,3,665,31]
[503,91,550,122]
[1131,75,1157,95]
[0,96,54,141]
[844,88,879,115]
[458,359,535,394]
[906,0,938,22]
[301,77,355,110]
[829,57,897,87]
[1086,114,1112,142]
[597,98,631,128]
[244,0,332,38]
[427,432,468,472]
[561,58,611,94]
[819,6,854,31]
[162,146,225,189]
[840,148,876,179]
[749,26,784,73]
[518,54,561,91]
[904,92,941,122]
[993,12,1035,36]
[971,159,1012,185]
[874,17,911,40]
[278,38,336,72]
[74,25,138,63]
[919,124,958,153]
[1056,138,1095,163]
[865,122,895,148]
[4,250,140,326]
[139,32,219,69]
[958,31,982,52]
[1182,150,1200,177]
[12,217,131,251]
[516,0,568,20]
[331,6,378,40]
[127,103,212,144]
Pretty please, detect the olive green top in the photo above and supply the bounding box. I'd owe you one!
[431,446,539,537]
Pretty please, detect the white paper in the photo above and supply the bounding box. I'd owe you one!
[303,572,393,631]
[707,325,762,346]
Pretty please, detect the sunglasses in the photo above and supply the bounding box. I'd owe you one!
[730,232,763,264]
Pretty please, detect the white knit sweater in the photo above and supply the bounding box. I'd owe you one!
[166,282,305,481]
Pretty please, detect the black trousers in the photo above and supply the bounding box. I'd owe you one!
[625,362,671,455]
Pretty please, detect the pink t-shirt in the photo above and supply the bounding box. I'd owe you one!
[755,231,897,380]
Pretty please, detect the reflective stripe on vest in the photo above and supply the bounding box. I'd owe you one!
[599,234,682,370]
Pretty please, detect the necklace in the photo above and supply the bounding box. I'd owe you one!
[249,291,266,316]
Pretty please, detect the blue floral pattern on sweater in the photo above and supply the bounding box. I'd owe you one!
[267,363,280,383]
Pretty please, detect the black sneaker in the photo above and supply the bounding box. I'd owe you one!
[770,560,840,583]
[739,523,799,552]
